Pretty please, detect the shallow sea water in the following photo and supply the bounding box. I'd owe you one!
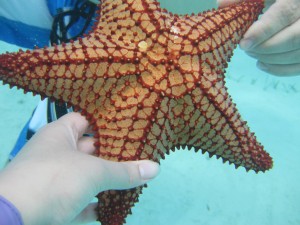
[0,1,300,225]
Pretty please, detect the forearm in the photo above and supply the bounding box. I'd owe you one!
[0,163,51,225]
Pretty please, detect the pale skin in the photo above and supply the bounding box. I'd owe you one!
[0,113,160,225]
[218,0,300,76]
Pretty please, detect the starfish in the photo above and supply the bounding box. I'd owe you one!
[0,0,272,224]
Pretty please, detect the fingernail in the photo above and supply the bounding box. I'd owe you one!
[240,39,254,50]
[257,62,269,72]
[139,161,160,180]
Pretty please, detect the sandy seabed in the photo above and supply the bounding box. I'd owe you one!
[0,39,299,225]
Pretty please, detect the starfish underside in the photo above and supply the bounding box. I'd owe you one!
[0,0,272,224]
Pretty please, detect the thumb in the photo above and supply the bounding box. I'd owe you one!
[240,0,300,50]
[96,160,160,192]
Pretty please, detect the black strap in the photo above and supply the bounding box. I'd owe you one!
[50,0,98,45]
[47,101,71,123]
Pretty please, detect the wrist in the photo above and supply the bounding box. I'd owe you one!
[0,168,51,225]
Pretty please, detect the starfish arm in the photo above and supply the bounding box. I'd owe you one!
[98,0,162,29]
[97,187,144,225]
[0,36,141,113]
[0,41,95,105]
[176,88,272,172]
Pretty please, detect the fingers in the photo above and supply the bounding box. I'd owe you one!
[241,1,300,77]
[94,160,160,192]
[246,48,300,65]
[257,62,300,76]
[230,0,300,76]
[240,0,300,51]
[246,18,300,54]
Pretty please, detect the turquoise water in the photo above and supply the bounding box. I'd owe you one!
[1,1,300,225]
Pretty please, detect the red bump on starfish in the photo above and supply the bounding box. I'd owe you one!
[0,0,272,224]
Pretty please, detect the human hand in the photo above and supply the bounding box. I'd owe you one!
[0,112,160,225]
[218,0,300,76]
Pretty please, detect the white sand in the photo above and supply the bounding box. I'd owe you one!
[0,40,299,225]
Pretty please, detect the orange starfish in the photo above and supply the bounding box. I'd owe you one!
[0,0,272,224]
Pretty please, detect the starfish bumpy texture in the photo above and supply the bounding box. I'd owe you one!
[0,0,273,224]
